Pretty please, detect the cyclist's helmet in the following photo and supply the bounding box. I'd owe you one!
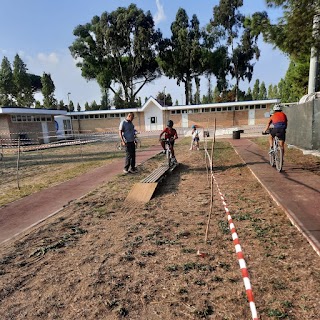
[192,125,196,129]
[273,104,282,111]
[167,120,173,128]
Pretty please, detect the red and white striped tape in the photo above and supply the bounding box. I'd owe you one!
[213,174,258,320]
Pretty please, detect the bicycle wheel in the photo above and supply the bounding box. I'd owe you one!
[275,146,283,172]
[269,150,275,167]
[166,146,171,167]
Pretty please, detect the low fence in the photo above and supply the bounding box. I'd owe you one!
[286,99,320,150]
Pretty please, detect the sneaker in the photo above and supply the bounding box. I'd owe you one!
[123,169,129,174]
[129,168,138,174]
[162,150,166,154]
[189,148,192,150]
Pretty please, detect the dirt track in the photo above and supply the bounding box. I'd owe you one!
[0,139,319,319]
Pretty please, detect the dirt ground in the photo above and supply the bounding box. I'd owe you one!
[0,139,319,319]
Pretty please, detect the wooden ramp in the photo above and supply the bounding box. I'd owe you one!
[126,163,177,203]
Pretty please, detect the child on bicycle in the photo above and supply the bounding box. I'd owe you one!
[159,120,178,161]
[264,104,288,154]
[190,124,200,150]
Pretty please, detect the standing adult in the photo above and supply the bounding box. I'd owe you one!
[119,112,137,174]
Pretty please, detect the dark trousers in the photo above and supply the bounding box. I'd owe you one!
[124,141,136,170]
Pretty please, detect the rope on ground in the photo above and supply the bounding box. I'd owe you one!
[203,130,258,320]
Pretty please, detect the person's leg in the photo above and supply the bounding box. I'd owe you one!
[127,142,136,169]
[269,134,273,148]
[124,145,130,171]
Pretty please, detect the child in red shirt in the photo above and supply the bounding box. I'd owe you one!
[159,120,178,159]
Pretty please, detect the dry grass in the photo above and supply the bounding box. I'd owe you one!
[0,138,319,319]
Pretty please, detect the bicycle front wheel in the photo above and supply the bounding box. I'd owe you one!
[269,151,275,167]
[275,147,283,172]
[166,147,171,167]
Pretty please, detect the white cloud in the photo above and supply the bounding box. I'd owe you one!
[37,52,59,65]
[154,0,166,26]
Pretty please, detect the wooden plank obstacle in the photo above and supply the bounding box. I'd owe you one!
[125,162,178,203]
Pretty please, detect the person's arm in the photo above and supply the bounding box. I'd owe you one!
[264,118,272,132]
[174,129,178,140]
[119,129,126,145]
[159,129,165,140]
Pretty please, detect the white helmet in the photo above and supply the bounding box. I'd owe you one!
[273,104,281,111]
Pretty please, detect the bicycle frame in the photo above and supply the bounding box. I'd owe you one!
[162,138,174,167]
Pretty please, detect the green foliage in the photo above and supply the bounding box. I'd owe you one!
[252,79,260,100]
[12,54,34,107]
[0,56,15,106]
[41,72,57,109]
[156,91,172,106]
[259,81,267,100]
[69,4,161,107]
[0,56,43,107]
[212,0,261,101]
[278,59,309,102]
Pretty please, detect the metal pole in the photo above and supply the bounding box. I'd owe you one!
[308,13,320,94]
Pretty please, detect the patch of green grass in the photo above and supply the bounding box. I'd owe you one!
[218,220,229,234]
[267,308,289,318]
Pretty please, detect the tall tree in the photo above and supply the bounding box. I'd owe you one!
[211,0,260,101]
[156,91,172,106]
[41,72,57,109]
[259,81,267,99]
[69,4,162,108]
[100,89,110,110]
[159,9,204,105]
[12,54,34,107]
[0,56,15,106]
[249,1,320,97]
[252,79,260,100]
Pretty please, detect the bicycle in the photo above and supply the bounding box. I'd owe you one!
[161,138,176,167]
[262,130,283,172]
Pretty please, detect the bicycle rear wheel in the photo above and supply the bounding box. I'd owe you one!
[275,146,283,172]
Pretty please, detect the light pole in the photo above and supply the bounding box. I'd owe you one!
[163,86,166,106]
[67,92,71,105]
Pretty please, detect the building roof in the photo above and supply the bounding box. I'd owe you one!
[67,97,280,116]
[0,107,67,115]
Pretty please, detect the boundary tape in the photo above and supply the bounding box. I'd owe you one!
[205,148,259,320]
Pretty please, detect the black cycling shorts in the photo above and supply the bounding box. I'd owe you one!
[270,128,286,141]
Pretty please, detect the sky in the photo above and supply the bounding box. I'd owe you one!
[0,0,290,108]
